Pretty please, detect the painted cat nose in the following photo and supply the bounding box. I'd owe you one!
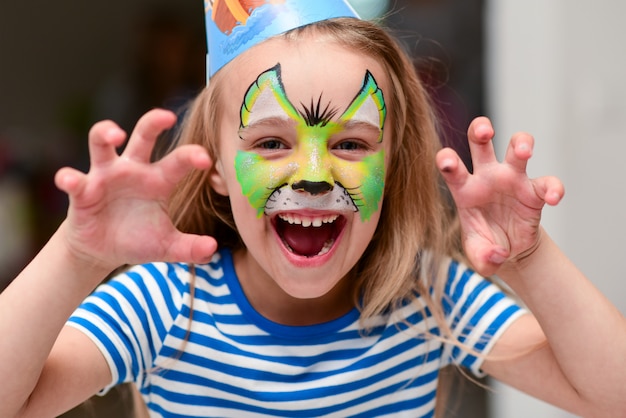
[292,180,333,195]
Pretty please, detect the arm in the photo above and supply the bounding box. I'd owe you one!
[436,117,626,416]
[484,233,626,416]
[0,227,113,418]
[0,109,217,417]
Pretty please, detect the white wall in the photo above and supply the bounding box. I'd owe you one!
[485,1,626,416]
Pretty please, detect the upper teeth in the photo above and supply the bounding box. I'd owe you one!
[278,214,338,227]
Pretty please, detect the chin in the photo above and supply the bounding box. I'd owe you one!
[276,273,344,300]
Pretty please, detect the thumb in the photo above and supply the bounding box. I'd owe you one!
[165,233,219,264]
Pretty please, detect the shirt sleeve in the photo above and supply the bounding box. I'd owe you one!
[439,260,526,377]
[66,262,190,394]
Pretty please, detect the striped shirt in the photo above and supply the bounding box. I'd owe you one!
[67,249,523,417]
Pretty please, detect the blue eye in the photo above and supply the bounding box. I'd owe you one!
[334,141,365,151]
[259,139,287,150]
[336,142,357,150]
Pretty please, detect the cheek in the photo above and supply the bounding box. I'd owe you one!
[225,166,267,234]
[234,151,294,217]
[234,152,267,217]
[332,152,386,222]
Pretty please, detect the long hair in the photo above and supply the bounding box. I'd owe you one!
[168,17,463,335]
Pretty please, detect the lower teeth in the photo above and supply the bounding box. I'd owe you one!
[285,239,334,257]
[318,239,333,256]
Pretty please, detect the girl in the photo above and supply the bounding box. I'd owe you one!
[1,3,625,418]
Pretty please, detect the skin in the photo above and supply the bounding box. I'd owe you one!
[208,39,391,321]
[0,36,625,418]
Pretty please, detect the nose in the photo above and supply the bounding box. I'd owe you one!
[292,180,333,195]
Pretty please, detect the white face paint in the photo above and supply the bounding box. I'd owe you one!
[264,186,357,216]
[349,93,385,130]
[241,83,293,127]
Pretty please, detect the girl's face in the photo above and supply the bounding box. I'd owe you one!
[210,36,391,300]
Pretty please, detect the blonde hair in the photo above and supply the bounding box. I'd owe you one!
[168,17,463,335]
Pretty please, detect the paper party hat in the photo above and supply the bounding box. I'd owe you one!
[204,0,360,79]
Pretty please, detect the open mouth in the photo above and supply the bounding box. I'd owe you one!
[273,213,346,258]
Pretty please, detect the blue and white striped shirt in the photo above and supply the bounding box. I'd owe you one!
[68,249,523,417]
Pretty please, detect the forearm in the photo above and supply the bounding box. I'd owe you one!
[498,229,626,413]
[0,222,113,416]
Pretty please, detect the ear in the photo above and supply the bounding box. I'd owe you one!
[208,160,229,196]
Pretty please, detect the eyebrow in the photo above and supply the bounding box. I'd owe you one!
[238,117,296,137]
[340,119,382,133]
[239,117,382,135]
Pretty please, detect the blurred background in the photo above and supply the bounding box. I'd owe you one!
[1,0,625,417]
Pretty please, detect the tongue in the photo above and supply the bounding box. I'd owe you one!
[282,223,334,257]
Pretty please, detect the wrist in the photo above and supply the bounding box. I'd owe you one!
[510,227,545,268]
[497,227,548,286]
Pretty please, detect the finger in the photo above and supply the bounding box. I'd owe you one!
[165,233,219,264]
[88,121,127,166]
[466,239,510,277]
[54,166,88,197]
[436,147,470,190]
[478,248,510,277]
[157,144,212,185]
[466,116,497,168]
[533,175,565,206]
[503,132,534,174]
[123,109,178,162]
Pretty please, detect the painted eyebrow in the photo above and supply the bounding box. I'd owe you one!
[238,117,296,137]
[339,119,382,133]
[240,118,381,135]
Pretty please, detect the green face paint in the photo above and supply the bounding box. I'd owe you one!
[235,64,387,221]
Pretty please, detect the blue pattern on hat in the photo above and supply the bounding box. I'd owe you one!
[205,0,360,79]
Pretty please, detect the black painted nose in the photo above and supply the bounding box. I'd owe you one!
[292,180,333,195]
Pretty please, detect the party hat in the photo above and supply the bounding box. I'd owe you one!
[204,0,360,79]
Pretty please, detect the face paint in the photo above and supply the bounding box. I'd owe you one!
[341,70,386,142]
[235,64,387,221]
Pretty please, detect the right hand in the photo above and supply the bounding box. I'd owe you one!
[436,117,563,277]
[54,108,218,271]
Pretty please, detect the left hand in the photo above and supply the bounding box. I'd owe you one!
[436,116,564,276]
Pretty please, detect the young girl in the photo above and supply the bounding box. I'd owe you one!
[1,1,625,417]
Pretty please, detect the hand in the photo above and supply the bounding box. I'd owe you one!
[436,117,564,276]
[54,109,218,271]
